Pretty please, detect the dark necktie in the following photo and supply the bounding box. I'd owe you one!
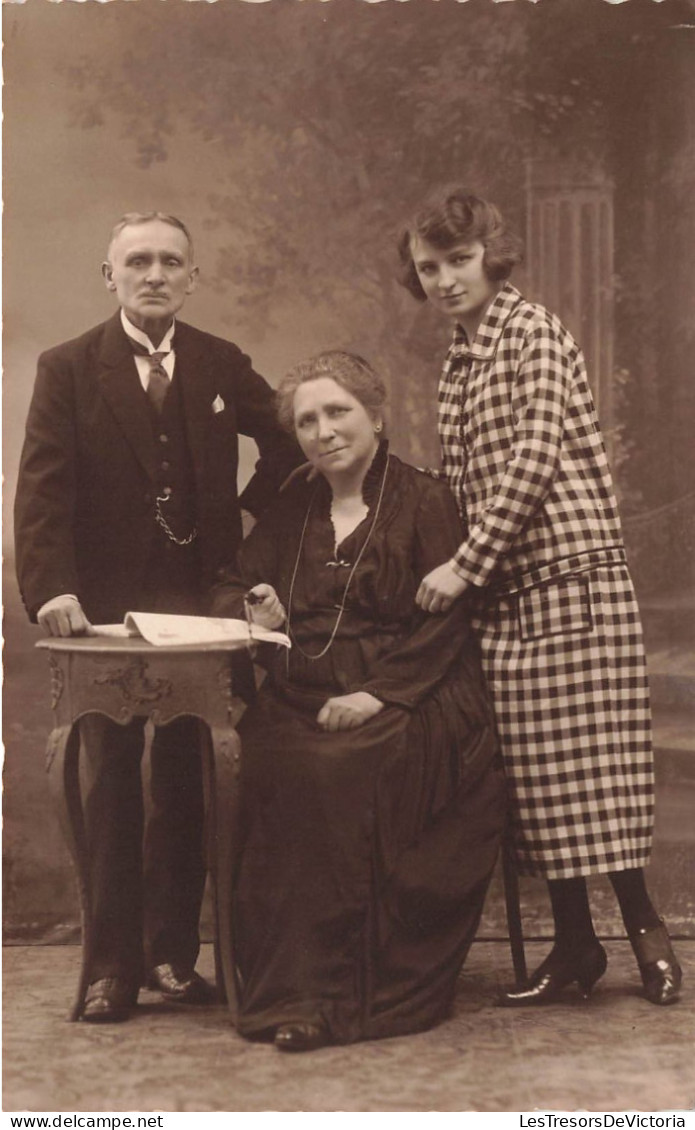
[128,338,172,414]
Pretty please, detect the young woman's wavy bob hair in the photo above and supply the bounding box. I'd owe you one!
[397,188,524,301]
[277,351,388,434]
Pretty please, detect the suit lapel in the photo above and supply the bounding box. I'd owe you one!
[174,323,218,485]
[97,313,159,482]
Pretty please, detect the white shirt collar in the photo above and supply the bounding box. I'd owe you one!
[121,309,176,354]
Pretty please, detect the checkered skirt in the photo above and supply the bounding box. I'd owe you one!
[471,563,654,878]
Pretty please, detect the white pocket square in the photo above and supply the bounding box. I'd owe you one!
[212,394,225,414]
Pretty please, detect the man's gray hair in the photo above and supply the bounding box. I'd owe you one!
[106,212,194,260]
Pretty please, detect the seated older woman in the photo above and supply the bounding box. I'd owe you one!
[212,351,505,1052]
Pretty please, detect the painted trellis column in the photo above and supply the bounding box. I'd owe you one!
[525,159,615,438]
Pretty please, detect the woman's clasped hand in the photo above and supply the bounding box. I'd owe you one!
[315,691,384,732]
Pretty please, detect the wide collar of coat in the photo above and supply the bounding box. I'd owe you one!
[450,281,524,362]
[97,311,219,484]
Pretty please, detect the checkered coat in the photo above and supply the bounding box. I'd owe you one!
[438,283,654,879]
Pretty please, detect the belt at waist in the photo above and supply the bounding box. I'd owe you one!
[484,546,628,597]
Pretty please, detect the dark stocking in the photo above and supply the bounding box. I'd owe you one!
[499,877,606,1002]
[548,877,597,953]
[609,868,661,936]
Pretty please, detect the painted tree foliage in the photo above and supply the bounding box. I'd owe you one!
[64,0,692,490]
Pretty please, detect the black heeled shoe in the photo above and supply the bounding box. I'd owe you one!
[274,1022,329,1053]
[629,919,682,1005]
[498,939,607,1007]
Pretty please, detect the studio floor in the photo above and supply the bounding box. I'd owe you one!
[3,940,694,1114]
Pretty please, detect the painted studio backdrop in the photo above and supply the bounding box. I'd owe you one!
[3,0,694,942]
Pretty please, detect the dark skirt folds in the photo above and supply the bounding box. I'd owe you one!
[233,681,505,1046]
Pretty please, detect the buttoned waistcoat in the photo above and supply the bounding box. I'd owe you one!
[15,312,301,623]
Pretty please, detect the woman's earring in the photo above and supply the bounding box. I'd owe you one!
[374,422,383,434]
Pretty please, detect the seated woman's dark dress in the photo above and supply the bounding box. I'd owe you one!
[213,446,506,1045]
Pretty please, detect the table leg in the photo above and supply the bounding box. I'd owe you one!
[199,724,225,1005]
[46,722,92,1022]
[206,724,243,1025]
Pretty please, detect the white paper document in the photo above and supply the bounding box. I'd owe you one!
[92,611,290,649]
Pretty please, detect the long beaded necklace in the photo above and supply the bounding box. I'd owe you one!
[285,457,389,662]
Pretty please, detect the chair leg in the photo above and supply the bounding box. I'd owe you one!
[501,832,527,986]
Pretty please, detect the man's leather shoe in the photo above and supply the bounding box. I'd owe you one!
[146,963,211,1004]
[82,978,135,1023]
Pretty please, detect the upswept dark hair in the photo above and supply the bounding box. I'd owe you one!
[397,187,523,301]
[106,212,195,261]
[277,351,388,433]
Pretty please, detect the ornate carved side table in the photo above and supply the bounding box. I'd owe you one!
[37,636,255,1023]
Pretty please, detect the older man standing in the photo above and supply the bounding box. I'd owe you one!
[15,212,301,1022]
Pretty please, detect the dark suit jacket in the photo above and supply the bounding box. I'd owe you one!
[15,311,301,623]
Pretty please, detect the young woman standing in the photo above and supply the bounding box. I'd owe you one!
[397,187,681,1006]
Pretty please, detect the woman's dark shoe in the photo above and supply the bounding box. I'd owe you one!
[274,1022,329,1053]
[629,919,682,1005]
[498,939,607,1007]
